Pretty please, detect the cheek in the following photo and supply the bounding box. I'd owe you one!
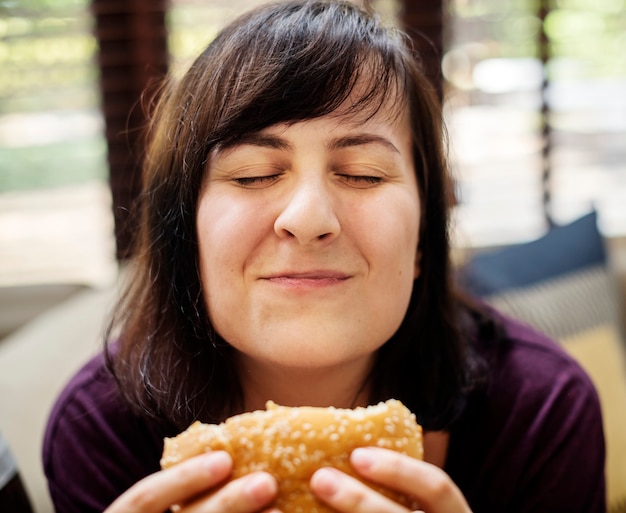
[378,225,419,335]
[350,194,420,324]
[196,196,264,305]
[196,203,247,341]
[196,191,289,347]
[197,194,267,262]
[355,193,420,272]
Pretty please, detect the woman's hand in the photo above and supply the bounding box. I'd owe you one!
[310,447,472,513]
[105,451,278,513]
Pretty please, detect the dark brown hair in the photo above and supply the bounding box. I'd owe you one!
[106,0,482,431]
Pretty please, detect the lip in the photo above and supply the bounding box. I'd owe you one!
[261,270,351,288]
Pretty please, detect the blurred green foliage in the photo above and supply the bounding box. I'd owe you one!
[0,0,104,192]
[450,0,626,78]
[167,5,221,77]
[0,138,107,191]
[0,0,86,11]
[0,0,96,113]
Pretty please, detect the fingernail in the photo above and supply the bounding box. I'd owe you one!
[351,448,375,470]
[245,472,277,502]
[311,468,340,497]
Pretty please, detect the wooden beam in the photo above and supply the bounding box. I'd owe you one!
[397,0,445,100]
[91,0,168,259]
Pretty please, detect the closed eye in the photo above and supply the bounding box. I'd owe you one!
[338,174,383,187]
[233,174,282,187]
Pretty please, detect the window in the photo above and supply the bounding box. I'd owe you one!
[0,0,116,286]
[444,0,626,247]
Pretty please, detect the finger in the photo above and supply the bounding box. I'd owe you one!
[310,467,410,513]
[105,451,233,513]
[351,448,472,513]
[181,471,278,513]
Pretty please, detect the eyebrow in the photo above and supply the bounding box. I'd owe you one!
[328,134,400,154]
[230,133,292,151]
[218,132,400,155]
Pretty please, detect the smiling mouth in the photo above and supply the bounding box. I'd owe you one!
[262,272,350,288]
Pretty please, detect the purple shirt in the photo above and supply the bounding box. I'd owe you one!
[43,315,606,512]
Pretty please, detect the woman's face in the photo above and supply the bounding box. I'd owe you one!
[196,104,420,372]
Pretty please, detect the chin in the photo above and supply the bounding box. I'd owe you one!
[259,339,379,370]
[226,319,392,370]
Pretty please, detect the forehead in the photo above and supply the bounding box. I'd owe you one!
[273,78,411,141]
[214,99,413,158]
[307,90,412,144]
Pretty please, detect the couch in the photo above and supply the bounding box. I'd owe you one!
[459,211,626,513]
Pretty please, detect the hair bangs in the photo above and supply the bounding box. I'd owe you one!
[206,0,408,146]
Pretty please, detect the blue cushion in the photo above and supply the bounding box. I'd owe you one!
[460,211,606,297]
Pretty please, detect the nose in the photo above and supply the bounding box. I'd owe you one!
[274,178,340,244]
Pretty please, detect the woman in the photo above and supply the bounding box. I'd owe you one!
[43,1,606,512]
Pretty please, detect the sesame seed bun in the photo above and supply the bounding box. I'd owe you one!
[161,399,423,512]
